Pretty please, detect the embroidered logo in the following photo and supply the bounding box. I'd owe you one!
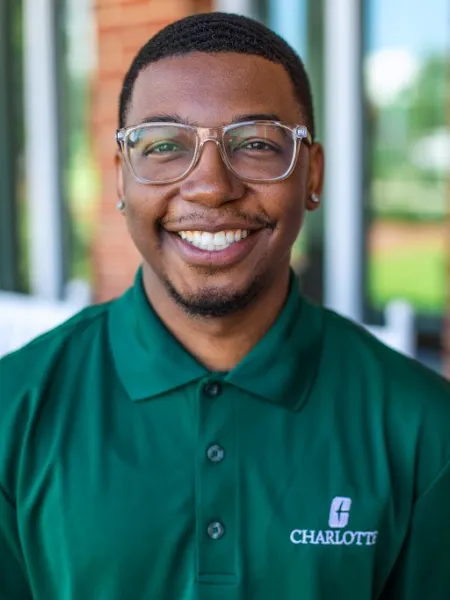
[290,497,378,547]
[328,496,352,528]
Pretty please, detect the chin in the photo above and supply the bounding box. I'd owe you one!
[164,274,264,318]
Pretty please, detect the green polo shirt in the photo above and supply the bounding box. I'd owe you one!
[1,269,450,600]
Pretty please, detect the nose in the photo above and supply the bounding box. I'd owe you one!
[179,139,245,207]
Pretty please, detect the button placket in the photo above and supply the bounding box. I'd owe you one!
[196,379,237,584]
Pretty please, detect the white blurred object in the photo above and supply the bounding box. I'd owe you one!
[64,279,92,307]
[0,280,91,359]
[411,128,450,173]
[324,0,364,322]
[365,48,419,107]
[213,0,256,17]
[24,0,64,300]
[365,300,415,357]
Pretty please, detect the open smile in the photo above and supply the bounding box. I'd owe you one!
[164,226,270,267]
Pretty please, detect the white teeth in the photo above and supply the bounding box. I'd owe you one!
[201,232,214,245]
[213,232,226,245]
[177,229,251,251]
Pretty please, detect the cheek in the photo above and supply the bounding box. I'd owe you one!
[122,193,170,263]
[124,183,168,233]
[280,204,306,251]
[265,186,306,242]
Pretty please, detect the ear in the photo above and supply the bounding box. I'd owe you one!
[306,142,325,212]
[115,151,126,216]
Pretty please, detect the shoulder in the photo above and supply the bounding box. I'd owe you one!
[0,300,112,391]
[318,305,450,496]
[320,305,450,403]
[0,301,114,493]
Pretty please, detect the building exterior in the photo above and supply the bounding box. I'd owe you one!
[1,0,449,375]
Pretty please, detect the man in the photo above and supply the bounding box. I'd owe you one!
[1,12,449,600]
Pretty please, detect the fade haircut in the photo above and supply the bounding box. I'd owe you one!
[118,12,316,139]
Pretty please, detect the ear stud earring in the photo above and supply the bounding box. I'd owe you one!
[117,199,125,212]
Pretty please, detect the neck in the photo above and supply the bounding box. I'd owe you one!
[142,266,291,372]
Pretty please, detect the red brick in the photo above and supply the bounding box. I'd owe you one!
[96,34,125,76]
[94,0,150,8]
[120,24,162,52]
[97,0,188,32]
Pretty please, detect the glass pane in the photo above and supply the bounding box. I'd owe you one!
[364,0,449,317]
[61,0,98,284]
[225,123,295,180]
[128,125,196,182]
[364,0,449,370]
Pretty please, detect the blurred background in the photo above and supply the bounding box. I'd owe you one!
[0,0,449,376]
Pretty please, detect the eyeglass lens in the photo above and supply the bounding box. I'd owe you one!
[126,123,296,182]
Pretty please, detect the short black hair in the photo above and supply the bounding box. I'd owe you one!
[119,12,316,139]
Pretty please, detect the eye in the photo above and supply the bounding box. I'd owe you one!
[230,138,280,153]
[244,140,276,151]
[143,141,184,155]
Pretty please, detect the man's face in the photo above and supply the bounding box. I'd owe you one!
[116,52,323,317]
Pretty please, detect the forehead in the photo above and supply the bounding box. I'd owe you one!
[127,52,304,127]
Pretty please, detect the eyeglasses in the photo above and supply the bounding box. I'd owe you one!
[116,120,312,185]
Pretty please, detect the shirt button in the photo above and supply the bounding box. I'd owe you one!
[207,444,225,463]
[207,522,225,540]
[203,382,222,398]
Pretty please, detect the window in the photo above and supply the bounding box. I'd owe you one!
[364,0,449,369]
[60,0,98,285]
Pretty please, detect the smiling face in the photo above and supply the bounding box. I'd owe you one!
[116,52,324,317]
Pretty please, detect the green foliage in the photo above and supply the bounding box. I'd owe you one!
[369,242,446,313]
[369,54,449,222]
[408,56,448,136]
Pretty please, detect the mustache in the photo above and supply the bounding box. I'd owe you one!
[160,210,275,229]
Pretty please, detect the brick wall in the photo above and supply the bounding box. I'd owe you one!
[92,0,212,302]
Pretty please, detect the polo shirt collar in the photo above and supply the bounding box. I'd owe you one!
[109,268,324,411]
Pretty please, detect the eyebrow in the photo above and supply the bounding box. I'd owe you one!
[231,113,282,123]
[138,112,282,127]
[140,113,193,125]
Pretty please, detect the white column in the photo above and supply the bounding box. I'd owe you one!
[23,0,63,300]
[267,0,307,58]
[213,0,256,18]
[324,0,363,321]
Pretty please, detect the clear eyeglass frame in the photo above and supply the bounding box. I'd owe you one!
[115,120,313,185]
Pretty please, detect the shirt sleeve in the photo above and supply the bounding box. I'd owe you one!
[381,461,450,599]
[0,485,33,600]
